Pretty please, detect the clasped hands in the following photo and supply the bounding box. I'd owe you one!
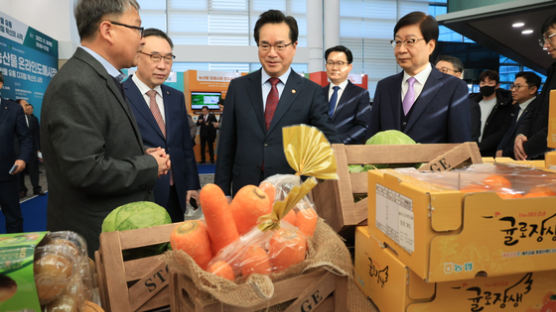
[146,147,171,177]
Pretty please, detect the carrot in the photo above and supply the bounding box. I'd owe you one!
[230,185,270,235]
[170,220,212,269]
[240,245,271,277]
[482,175,512,189]
[523,186,556,198]
[259,181,276,211]
[282,209,297,226]
[207,260,235,281]
[268,228,307,272]
[296,208,318,237]
[200,183,239,255]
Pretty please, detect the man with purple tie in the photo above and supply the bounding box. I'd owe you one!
[368,11,472,143]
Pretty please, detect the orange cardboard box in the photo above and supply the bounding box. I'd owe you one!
[367,169,556,282]
[354,226,556,312]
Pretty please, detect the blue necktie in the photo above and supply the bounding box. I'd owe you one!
[329,86,340,117]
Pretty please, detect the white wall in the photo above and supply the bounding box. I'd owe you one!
[0,0,79,58]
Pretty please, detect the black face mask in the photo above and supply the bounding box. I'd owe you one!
[480,86,496,97]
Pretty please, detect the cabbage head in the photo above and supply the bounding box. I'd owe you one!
[102,201,171,232]
[366,130,416,145]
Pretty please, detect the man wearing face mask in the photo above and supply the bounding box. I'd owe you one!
[469,70,513,156]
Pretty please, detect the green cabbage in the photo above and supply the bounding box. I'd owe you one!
[365,130,416,145]
[102,201,171,232]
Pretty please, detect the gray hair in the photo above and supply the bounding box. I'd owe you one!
[75,0,140,40]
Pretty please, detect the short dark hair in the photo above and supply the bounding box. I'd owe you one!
[16,99,25,105]
[75,0,140,40]
[394,11,439,43]
[202,106,209,110]
[515,71,541,90]
[142,28,173,49]
[435,55,463,73]
[254,10,298,45]
[540,14,556,37]
[479,70,499,84]
[0,71,3,83]
[325,45,353,64]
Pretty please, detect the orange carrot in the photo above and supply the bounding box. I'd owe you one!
[170,220,212,269]
[268,228,307,272]
[207,260,235,281]
[200,184,239,255]
[482,175,511,189]
[230,185,270,235]
[282,209,297,226]
[240,246,271,277]
[259,181,276,211]
[296,208,318,237]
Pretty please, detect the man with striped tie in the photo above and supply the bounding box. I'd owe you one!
[323,45,371,144]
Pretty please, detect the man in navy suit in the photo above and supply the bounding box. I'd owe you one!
[215,10,337,196]
[323,45,371,144]
[124,28,200,222]
[368,11,471,143]
[0,72,32,233]
[496,72,541,158]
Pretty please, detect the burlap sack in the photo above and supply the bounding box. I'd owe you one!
[165,219,352,309]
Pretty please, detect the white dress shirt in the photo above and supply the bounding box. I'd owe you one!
[328,79,349,114]
[261,68,291,111]
[401,63,433,104]
[132,74,166,122]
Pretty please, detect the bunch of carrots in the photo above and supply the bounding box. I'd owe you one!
[169,181,318,282]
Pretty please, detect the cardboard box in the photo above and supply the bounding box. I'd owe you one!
[354,226,556,312]
[547,89,556,149]
[312,143,481,232]
[367,169,556,282]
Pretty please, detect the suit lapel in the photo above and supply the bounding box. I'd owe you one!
[334,81,354,120]
[75,48,145,150]
[404,69,443,133]
[390,73,404,129]
[246,70,266,132]
[161,85,172,141]
[124,78,165,140]
[267,70,301,133]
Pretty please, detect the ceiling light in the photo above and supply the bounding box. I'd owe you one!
[512,22,525,28]
[521,29,534,35]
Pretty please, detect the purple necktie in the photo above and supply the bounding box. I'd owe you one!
[402,77,416,115]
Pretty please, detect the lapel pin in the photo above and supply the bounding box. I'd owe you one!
[166,91,170,95]
[291,89,296,94]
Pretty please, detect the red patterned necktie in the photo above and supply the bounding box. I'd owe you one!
[147,89,173,185]
[264,77,280,130]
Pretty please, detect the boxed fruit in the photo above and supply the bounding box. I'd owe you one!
[368,162,556,282]
[0,231,97,311]
[355,226,556,312]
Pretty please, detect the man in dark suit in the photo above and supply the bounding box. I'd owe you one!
[469,70,513,156]
[496,72,541,158]
[0,72,32,233]
[323,45,371,144]
[215,10,337,196]
[16,100,45,197]
[41,0,170,255]
[124,28,200,222]
[368,11,472,143]
[514,15,556,160]
[196,106,217,163]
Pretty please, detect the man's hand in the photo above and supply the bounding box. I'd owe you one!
[147,147,171,177]
[514,134,528,160]
[495,150,503,157]
[11,160,26,175]
[186,190,200,209]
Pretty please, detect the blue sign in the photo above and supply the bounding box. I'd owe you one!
[0,11,58,118]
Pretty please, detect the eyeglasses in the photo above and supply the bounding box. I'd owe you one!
[108,20,144,37]
[538,32,556,48]
[390,38,425,48]
[139,51,175,63]
[326,61,348,67]
[510,84,529,90]
[258,42,293,52]
[437,67,459,74]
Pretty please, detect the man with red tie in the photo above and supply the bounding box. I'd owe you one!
[215,10,337,196]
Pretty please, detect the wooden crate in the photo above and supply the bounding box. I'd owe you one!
[311,142,481,232]
[170,269,347,312]
[95,222,179,311]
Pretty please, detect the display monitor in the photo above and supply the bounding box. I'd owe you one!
[191,91,221,110]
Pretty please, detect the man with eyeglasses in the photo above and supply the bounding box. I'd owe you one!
[123,28,200,222]
[41,0,170,256]
[215,10,337,196]
[513,15,556,160]
[368,12,471,143]
[496,72,541,158]
[469,70,513,157]
[322,45,371,144]
[435,55,464,79]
